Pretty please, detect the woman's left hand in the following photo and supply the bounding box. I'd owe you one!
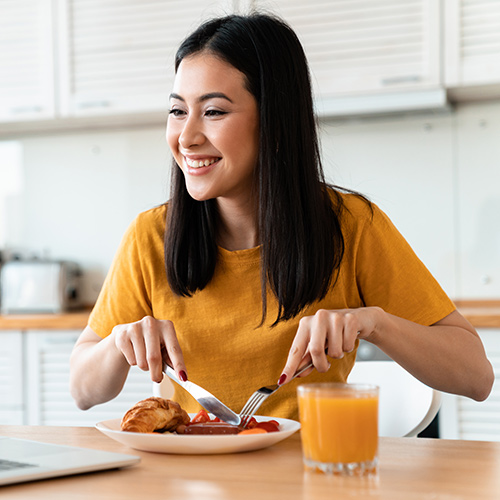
[277,306,383,385]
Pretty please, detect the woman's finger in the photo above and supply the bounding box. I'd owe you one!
[308,309,331,372]
[278,319,312,385]
[112,324,137,366]
[141,318,165,383]
[160,320,188,381]
[325,311,346,359]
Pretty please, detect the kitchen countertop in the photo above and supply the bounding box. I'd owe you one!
[0,300,499,331]
[0,308,92,330]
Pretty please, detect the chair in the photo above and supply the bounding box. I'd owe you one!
[152,378,174,399]
[347,360,441,437]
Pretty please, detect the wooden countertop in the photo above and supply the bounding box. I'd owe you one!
[0,308,91,330]
[1,425,500,499]
[1,300,500,331]
[454,299,500,328]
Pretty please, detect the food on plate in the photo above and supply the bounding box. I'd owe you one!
[238,428,267,435]
[182,422,241,435]
[120,400,281,435]
[174,409,281,435]
[121,397,190,433]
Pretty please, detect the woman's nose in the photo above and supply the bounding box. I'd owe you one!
[179,116,205,149]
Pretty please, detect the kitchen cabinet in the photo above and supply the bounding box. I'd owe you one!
[455,102,500,298]
[0,0,236,128]
[2,1,500,128]
[0,330,158,426]
[0,331,24,424]
[57,0,235,118]
[440,328,500,441]
[251,0,445,116]
[253,0,441,96]
[0,0,55,123]
[444,0,500,98]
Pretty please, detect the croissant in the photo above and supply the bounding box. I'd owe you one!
[121,397,190,433]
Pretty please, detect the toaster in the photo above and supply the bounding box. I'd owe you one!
[0,260,82,314]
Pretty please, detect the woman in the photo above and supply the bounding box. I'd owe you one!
[70,13,493,420]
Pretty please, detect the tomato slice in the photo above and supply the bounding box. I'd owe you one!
[255,421,280,433]
[190,409,211,423]
[246,417,258,429]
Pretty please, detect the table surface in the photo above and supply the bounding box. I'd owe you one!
[1,425,499,499]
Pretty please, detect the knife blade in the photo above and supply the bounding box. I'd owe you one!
[163,363,241,426]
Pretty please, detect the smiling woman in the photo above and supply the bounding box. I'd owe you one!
[69,13,493,421]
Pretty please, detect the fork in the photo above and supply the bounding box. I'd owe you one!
[239,359,316,428]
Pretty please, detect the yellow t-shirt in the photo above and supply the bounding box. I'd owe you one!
[89,192,455,420]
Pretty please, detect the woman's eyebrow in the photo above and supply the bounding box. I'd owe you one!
[169,92,233,103]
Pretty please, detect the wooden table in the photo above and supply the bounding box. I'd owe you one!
[1,426,499,499]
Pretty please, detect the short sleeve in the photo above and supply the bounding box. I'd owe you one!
[354,204,455,326]
[88,216,153,338]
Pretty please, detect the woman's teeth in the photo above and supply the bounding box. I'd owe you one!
[186,158,219,168]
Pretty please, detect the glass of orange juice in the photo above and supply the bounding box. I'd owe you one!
[297,383,379,476]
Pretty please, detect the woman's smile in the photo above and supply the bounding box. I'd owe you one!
[184,157,221,169]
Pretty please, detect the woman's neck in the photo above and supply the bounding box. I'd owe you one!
[216,197,259,251]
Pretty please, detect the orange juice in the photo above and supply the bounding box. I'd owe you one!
[297,383,378,474]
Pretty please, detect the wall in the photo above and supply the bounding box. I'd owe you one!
[1,99,499,304]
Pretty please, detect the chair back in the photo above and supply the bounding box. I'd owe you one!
[153,378,174,399]
[348,360,441,437]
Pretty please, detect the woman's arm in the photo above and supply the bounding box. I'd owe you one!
[279,308,494,402]
[69,326,130,410]
[69,317,187,410]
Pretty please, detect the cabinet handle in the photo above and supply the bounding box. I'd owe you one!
[78,101,111,109]
[10,106,44,114]
[381,75,421,86]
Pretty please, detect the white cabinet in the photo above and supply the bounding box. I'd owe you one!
[440,329,500,441]
[3,0,500,128]
[0,0,236,126]
[455,101,500,298]
[57,0,235,118]
[0,331,24,424]
[0,0,56,122]
[24,330,156,426]
[0,330,159,427]
[444,0,500,94]
[252,0,445,116]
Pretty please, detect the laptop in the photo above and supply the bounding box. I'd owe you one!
[0,436,140,486]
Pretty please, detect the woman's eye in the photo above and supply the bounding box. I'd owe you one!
[205,109,227,117]
[168,108,185,117]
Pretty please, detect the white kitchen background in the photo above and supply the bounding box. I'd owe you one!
[1,1,499,437]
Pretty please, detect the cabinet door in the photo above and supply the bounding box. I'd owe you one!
[252,0,441,101]
[440,329,500,441]
[25,331,157,426]
[58,0,236,117]
[0,331,24,424]
[0,0,55,122]
[444,0,500,89]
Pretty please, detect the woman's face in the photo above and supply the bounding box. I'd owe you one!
[167,53,259,205]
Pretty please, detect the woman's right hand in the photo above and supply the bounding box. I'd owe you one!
[111,316,187,384]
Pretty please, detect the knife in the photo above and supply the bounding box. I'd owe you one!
[163,363,241,426]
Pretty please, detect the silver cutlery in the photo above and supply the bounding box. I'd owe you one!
[239,359,316,428]
[163,363,241,426]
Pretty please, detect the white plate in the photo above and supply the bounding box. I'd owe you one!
[95,414,300,455]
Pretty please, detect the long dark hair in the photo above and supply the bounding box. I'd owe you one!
[165,13,346,325]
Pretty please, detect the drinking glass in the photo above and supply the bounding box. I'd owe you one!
[297,383,379,476]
